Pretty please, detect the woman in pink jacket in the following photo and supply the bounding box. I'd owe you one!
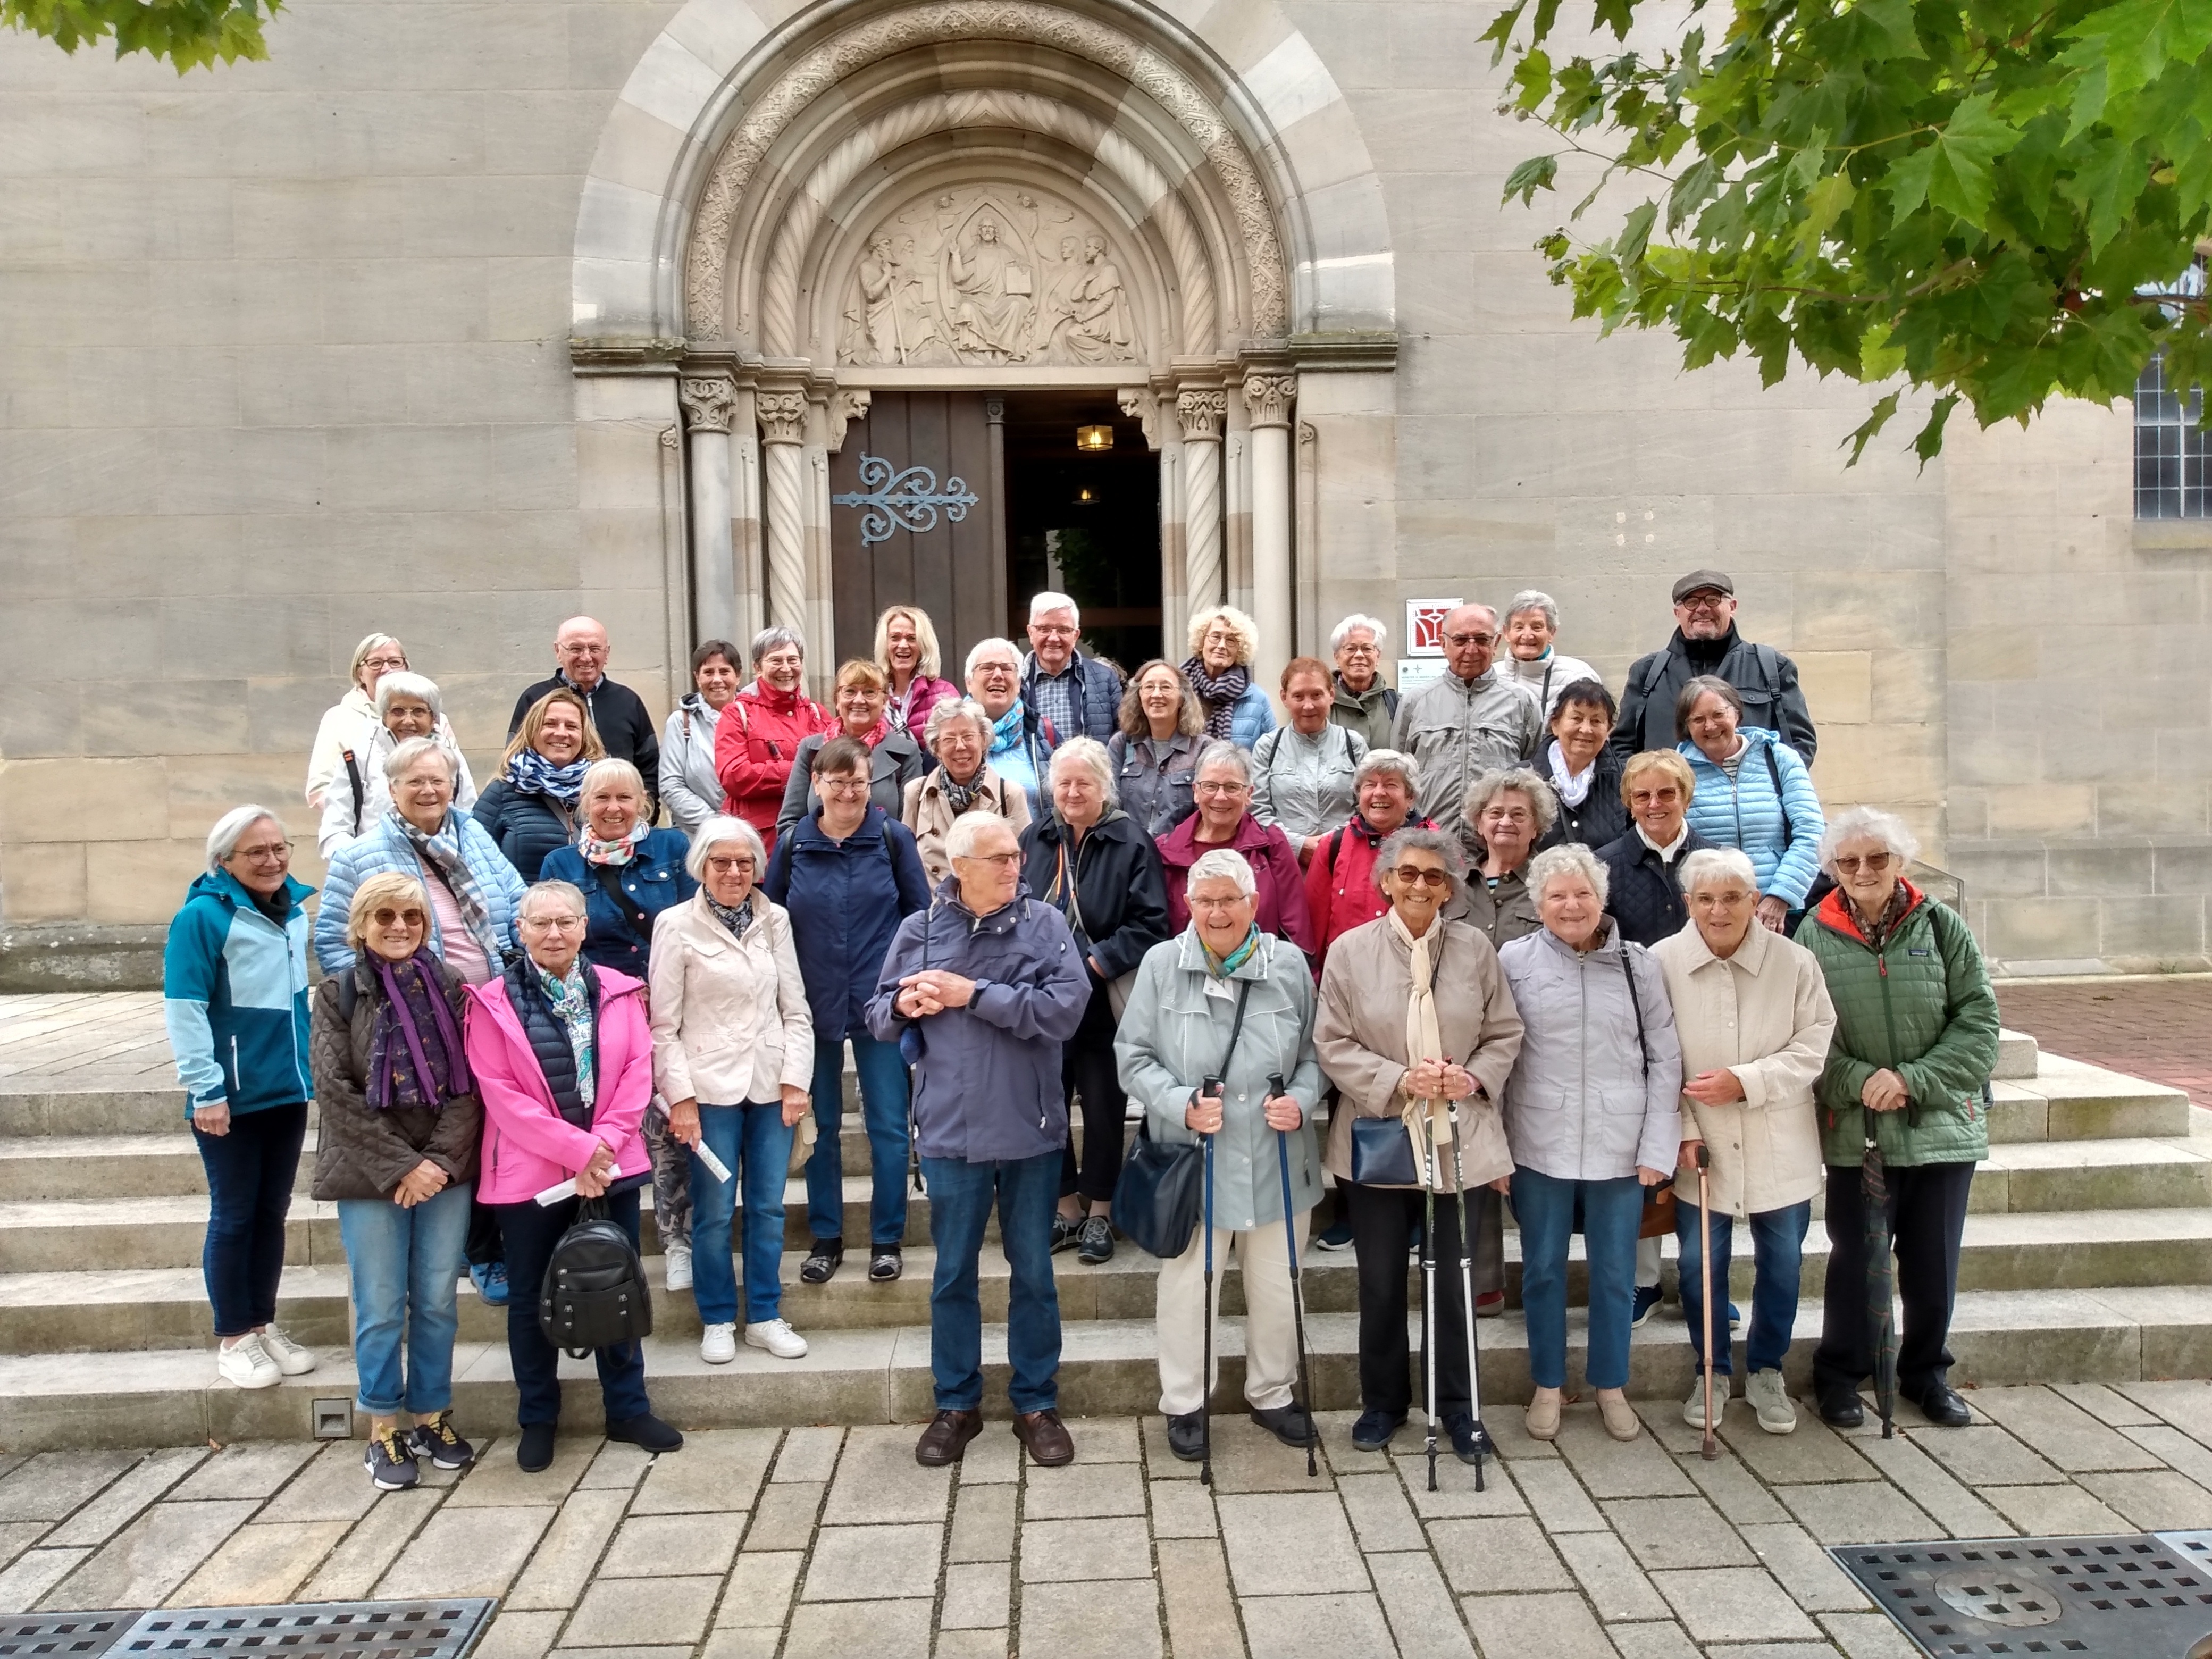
[465,878,682,1473]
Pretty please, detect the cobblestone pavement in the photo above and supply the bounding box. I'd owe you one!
[3,1385,2212,1656]
[1998,976,2212,1105]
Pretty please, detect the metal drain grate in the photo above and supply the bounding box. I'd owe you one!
[0,1610,136,1656]
[1832,1534,2212,1656]
[111,1599,494,1656]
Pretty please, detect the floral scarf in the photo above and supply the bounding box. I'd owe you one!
[366,951,471,1110]
[395,813,504,966]
[507,747,591,805]
[537,961,596,1113]
[580,819,649,866]
[1182,656,1250,740]
[1847,882,1912,951]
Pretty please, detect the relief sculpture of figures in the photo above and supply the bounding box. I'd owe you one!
[1063,235,1134,365]
[945,218,1033,362]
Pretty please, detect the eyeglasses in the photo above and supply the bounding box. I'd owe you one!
[818,777,870,796]
[1031,624,1078,638]
[1833,853,1895,873]
[1677,594,1729,611]
[1442,631,1497,648]
[519,914,586,932]
[1337,643,1378,657]
[1389,866,1452,888]
[1189,894,1249,912]
[1195,781,1249,798]
[369,907,427,927]
[361,655,408,672]
[706,855,756,875]
[231,841,292,862]
[954,851,1023,868]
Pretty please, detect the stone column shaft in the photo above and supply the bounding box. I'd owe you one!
[758,389,809,636]
[1178,388,1228,621]
[1244,373,1296,698]
[678,374,739,646]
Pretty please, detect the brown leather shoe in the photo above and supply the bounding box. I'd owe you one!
[1012,1408,1075,1466]
[915,1409,983,1467]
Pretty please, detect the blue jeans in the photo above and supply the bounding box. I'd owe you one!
[1513,1168,1644,1391]
[922,1151,1061,1412]
[806,1035,910,1247]
[194,1102,308,1338]
[337,1182,472,1416]
[1677,1199,1811,1377]
[691,1102,794,1326]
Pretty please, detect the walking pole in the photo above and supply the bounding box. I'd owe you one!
[1269,1073,1318,1477]
[1697,1144,1718,1462]
[1447,1101,1492,1492]
[1420,1110,1440,1494]
[1200,1078,1219,1488]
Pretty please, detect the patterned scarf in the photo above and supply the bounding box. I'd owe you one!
[395,813,504,966]
[1201,921,1261,978]
[537,961,596,1113]
[580,819,649,866]
[507,746,591,805]
[1182,656,1250,740]
[1847,883,1912,951]
[707,892,756,942]
[987,702,1026,759]
[365,951,471,1110]
[939,769,985,816]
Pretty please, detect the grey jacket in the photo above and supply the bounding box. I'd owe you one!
[1392,667,1545,826]
[1115,927,1325,1231]
[1496,923,1683,1181]
[1107,730,1205,838]
[1252,723,1367,843]
[659,694,725,834]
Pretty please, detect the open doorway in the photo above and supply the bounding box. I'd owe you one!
[1002,393,1160,675]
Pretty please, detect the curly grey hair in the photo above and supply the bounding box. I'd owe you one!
[1817,806,1921,877]
[1353,747,1420,796]
[1526,842,1610,909]
[1463,766,1560,838]
[1187,847,1258,896]
[1372,824,1468,909]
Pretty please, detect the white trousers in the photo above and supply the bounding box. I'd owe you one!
[1155,1212,1312,1416]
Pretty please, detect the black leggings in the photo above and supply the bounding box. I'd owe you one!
[1059,996,1126,1205]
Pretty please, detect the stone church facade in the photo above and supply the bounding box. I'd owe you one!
[1,0,2205,979]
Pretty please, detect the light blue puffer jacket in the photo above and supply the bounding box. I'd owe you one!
[314,810,525,975]
[1679,727,1825,907]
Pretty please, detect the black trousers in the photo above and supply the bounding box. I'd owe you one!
[1345,1180,1498,1419]
[194,1102,308,1337]
[465,1198,504,1269]
[1059,996,1127,1204]
[493,1187,651,1429]
[1813,1159,1974,1402]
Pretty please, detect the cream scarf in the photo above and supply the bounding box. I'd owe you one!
[1388,908,1453,1187]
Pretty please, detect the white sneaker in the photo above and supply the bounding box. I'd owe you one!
[1682,1375,1727,1430]
[217,1334,281,1389]
[258,1326,316,1376]
[1746,1368,1798,1435]
[700,1321,737,1364]
[744,1318,808,1359]
[664,1243,693,1292]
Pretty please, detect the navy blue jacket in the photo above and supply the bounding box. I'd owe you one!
[1595,826,1717,948]
[764,806,931,1042]
[539,829,697,981]
[1538,749,1630,853]
[471,780,574,883]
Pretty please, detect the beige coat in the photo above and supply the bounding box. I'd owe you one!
[1652,918,1837,1219]
[648,890,815,1108]
[901,764,1034,885]
[1313,916,1524,1189]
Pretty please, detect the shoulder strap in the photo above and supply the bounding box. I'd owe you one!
[1327,826,1347,874]
[1620,944,1652,1079]
[1217,977,1256,1080]
[1759,740,1796,853]
[590,862,651,940]
[1752,643,1783,690]
[1639,650,1673,696]
[338,969,359,1021]
[341,748,365,837]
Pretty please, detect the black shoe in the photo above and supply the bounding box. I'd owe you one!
[1910,1382,1973,1427]
[1443,1411,1494,1465]
[516,1421,558,1472]
[916,1408,983,1466]
[408,1411,475,1471]
[1167,1411,1206,1461]
[363,1426,419,1491]
[1076,1216,1114,1265]
[800,1238,843,1284]
[868,1245,902,1283]
[1351,1408,1404,1452]
[1250,1403,1316,1448]
[1817,1390,1865,1429]
[1050,1213,1083,1254]
[607,1412,684,1454]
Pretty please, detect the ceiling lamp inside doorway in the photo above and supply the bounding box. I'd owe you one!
[1075,424,1114,451]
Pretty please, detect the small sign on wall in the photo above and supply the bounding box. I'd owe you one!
[1405,598,1462,657]
[1398,658,1449,696]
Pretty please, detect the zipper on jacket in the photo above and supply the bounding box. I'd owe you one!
[229,1036,240,1092]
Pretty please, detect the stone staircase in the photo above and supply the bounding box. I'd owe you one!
[0,1024,2206,1451]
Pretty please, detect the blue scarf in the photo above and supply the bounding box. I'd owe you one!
[1202,923,1261,978]
[508,747,591,805]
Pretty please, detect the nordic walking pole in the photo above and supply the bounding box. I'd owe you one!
[1200,1077,1220,1488]
[1448,1099,1490,1492]
[1697,1143,1718,1462]
[1420,1111,1440,1494]
[1269,1073,1317,1477]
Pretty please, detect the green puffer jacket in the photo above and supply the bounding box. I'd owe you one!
[1795,883,2000,1169]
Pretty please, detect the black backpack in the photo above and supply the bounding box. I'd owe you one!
[538,1197,654,1356]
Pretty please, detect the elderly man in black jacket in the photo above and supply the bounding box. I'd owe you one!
[509,617,662,810]
[1610,571,1817,764]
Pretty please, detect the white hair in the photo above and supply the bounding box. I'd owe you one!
[1187,847,1258,897]
[522,879,588,919]
[1049,736,1118,807]
[1329,614,1389,653]
[1818,806,1921,877]
[965,636,1023,679]
[750,625,805,667]
[383,734,459,784]
[925,697,992,750]
[579,757,646,807]
[1527,842,1610,908]
[374,671,442,722]
[1353,748,1420,794]
[686,815,766,881]
[1505,590,1560,631]
[1679,847,1758,894]
[945,809,1018,862]
[205,805,284,876]
[1028,591,1080,625]
[1194,740,1253,787]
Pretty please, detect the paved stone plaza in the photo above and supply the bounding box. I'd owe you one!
[3,1388,2212,1656]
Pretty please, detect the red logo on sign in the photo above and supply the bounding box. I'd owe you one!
[1407,602,1457,655]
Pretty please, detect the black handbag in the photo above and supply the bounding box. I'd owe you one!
[1349,1115,1420,1186]
[538,1195,653,1358]
[1111,979,1251,1260]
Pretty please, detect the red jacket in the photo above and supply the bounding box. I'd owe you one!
[1157,811,1318,969]
[716,680,831,849]
[1303,814,1437,971]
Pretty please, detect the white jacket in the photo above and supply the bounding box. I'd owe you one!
[1498,650,1603,718]
[1652,918,1836,1218]
[306,689,465,810]
[648,890,815,1108]
[659,694,725,834]
[315,725,478,858]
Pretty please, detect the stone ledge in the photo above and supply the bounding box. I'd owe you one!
[0,927,166,995]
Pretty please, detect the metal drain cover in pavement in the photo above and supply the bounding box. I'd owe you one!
[1832,1534,2212,1656]
[0,1610,137,1656]
[112,1599,494,1656]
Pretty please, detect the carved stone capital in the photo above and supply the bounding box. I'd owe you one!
[827,389,872,453]
[1118,387,1159,450]
[678,374,738,433]
[1242,373,1296,429]
[1176,388,1228,443]
[758,390,809,445]
[1297,418,1318,449]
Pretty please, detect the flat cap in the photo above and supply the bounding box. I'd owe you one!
[1671,569,1735,602]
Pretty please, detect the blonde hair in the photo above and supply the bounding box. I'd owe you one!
[874,606,943,680]
[1186,604,1259,666]
[836,658,889,694]
[502,689,606,770]
[1619,748,1696,807]
[579,757,646,809]
[348,633,405,691]
[346,872,431,950]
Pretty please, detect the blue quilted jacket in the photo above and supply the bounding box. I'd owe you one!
[1679,728,1825,908]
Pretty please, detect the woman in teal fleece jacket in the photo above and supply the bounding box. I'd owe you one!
[162,804,320,1391]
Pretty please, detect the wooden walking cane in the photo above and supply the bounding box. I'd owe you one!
[1697,1143,1718,1462]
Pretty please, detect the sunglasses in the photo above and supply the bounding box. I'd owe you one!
[369,907,427,927]
[1389,866,1452,888]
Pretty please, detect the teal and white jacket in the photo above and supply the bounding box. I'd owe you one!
[162,869,316,1119]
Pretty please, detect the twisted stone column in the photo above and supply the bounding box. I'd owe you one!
[758,389,809,636]
[1178,388,1227,620]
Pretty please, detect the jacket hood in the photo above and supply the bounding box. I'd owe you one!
[1528,916,1623,961]
[1331,674,1388,709]
[187,868,316,919]
[1811,877,1927,945]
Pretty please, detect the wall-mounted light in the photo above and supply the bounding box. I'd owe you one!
[1076,424,1115,451]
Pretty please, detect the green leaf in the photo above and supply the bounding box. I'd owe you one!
[1888,95,2021,229]
[1792,171,1855,259]
[1844,390,1903,466]
[1616,200,1660,269]
[1911,393,1961,467]
[1503,153,1561,207]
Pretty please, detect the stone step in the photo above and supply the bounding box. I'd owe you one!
[1,1283,2204,1452]
[1994,1027,2039,1080]
[1988,1054,2196,1142]
[9,1207,2207,1358]
[1973,1137,2212,1212]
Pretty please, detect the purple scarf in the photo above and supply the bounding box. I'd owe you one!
[366,951,472,1110]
